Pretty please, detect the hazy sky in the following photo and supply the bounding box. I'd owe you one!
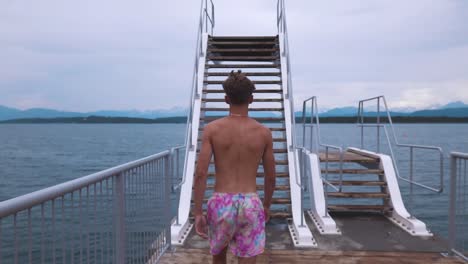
[1,0,467,111]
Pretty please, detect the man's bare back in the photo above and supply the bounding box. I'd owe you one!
[205,116,271,193]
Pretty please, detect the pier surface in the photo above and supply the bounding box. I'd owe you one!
[159,248,462,263]
[159,215,464,263]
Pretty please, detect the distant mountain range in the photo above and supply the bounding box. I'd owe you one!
[1,101,467,121]
[296,101,468,118]
[0,105,188,121]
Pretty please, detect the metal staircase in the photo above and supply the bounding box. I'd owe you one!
[301,96,441,237]
[196,35,292,220]
[172,0,315,247]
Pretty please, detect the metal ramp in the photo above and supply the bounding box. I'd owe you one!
[171,0,315,247]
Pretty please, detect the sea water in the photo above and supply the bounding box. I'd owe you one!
[1,123,467,238]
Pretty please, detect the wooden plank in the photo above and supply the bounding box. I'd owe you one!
[197,148,286,154]
[328,180,386,186]
[201,107,284,112]
[203,89,283,93]
[208,56,278,61]
[199,127,286,132]
[196,197,290,204]
[328,205,388,211]
[198,137,286,142]
[205,160,289,165]
[321,169,384,175]
[206,64,280,68]
[202,98,283,102]
[319,152,378,163]
[200,116,284,122]
[158,248,464,264]
[199,184,290,191]
[209,36,277,41]
[209,41,277,46]
[327,192,389,198]
[207,172,289,178]
[205,80,281,85]
[206,72,280,77]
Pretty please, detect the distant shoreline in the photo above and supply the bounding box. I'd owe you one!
[1,116,468,124]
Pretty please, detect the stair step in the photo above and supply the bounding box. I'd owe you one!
[328,180,387,186]
[207,172,289,178]
[208,48,279,56]
[208,56,278,62]
[209,48,278,52]
[201,107,284,112]
[198,197,290,204]
[198,148,286,154]
[190,211,290,219]
[199,127,286,132]
[205,80,281,85]
[206,64,280,69]
[206,159,289,165]
[321,169,384,175]
[201,184,290,191]
[203,89,283,93]
[202,98,283,102]
[319,152,379,163]
[206,72,280,77]
[200,116,284,122]
[270,211,292,219]
[328,205,390,212]
[209,41,277,47]
[197,137,286,142]
[327,192,389,198]
[209,36,278,41]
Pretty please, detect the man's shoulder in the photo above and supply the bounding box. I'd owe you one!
[203,118,226,133]
[248,118,271,135]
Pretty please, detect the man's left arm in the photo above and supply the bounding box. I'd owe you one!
[193,125,213,238]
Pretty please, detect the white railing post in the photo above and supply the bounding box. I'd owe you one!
[165,155,172,251]
[115,173,126,264]
[448,154,457,256]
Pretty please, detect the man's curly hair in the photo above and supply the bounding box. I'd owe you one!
[222,70,256,105]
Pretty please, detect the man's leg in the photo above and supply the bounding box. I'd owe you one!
[212,246,228,264]
[238,256,257,264]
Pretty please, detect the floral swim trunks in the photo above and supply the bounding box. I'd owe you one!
[207,192,266,257]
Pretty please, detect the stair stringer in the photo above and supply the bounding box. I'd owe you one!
[279,33,316,247]
[347,147,433,237]
[171,33,209,245]
[303,149,341,235]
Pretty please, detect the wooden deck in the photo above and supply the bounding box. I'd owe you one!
[158,248,464,263]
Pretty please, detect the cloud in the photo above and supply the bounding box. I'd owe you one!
[0,0,467,111]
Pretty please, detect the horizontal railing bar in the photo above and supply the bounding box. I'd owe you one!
[396,143,443,151]
[356,124,385,128]
[451,152,468,159]
[358,95,385,103]
[0,150,171,218]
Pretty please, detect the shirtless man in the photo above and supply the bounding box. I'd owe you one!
[193,70,276,264]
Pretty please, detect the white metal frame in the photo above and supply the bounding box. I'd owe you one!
[277,0,316,247]
[171,33,208,245]
[300,148,341,235]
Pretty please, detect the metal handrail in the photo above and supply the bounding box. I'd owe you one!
[302,96,343,192]
[0,151,170,218]
[277,0,306,227]
[170,145,187,192]
[448,152,468,261]
[357,95,444,194]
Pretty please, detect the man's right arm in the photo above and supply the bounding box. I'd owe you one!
[262,128,276,221]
